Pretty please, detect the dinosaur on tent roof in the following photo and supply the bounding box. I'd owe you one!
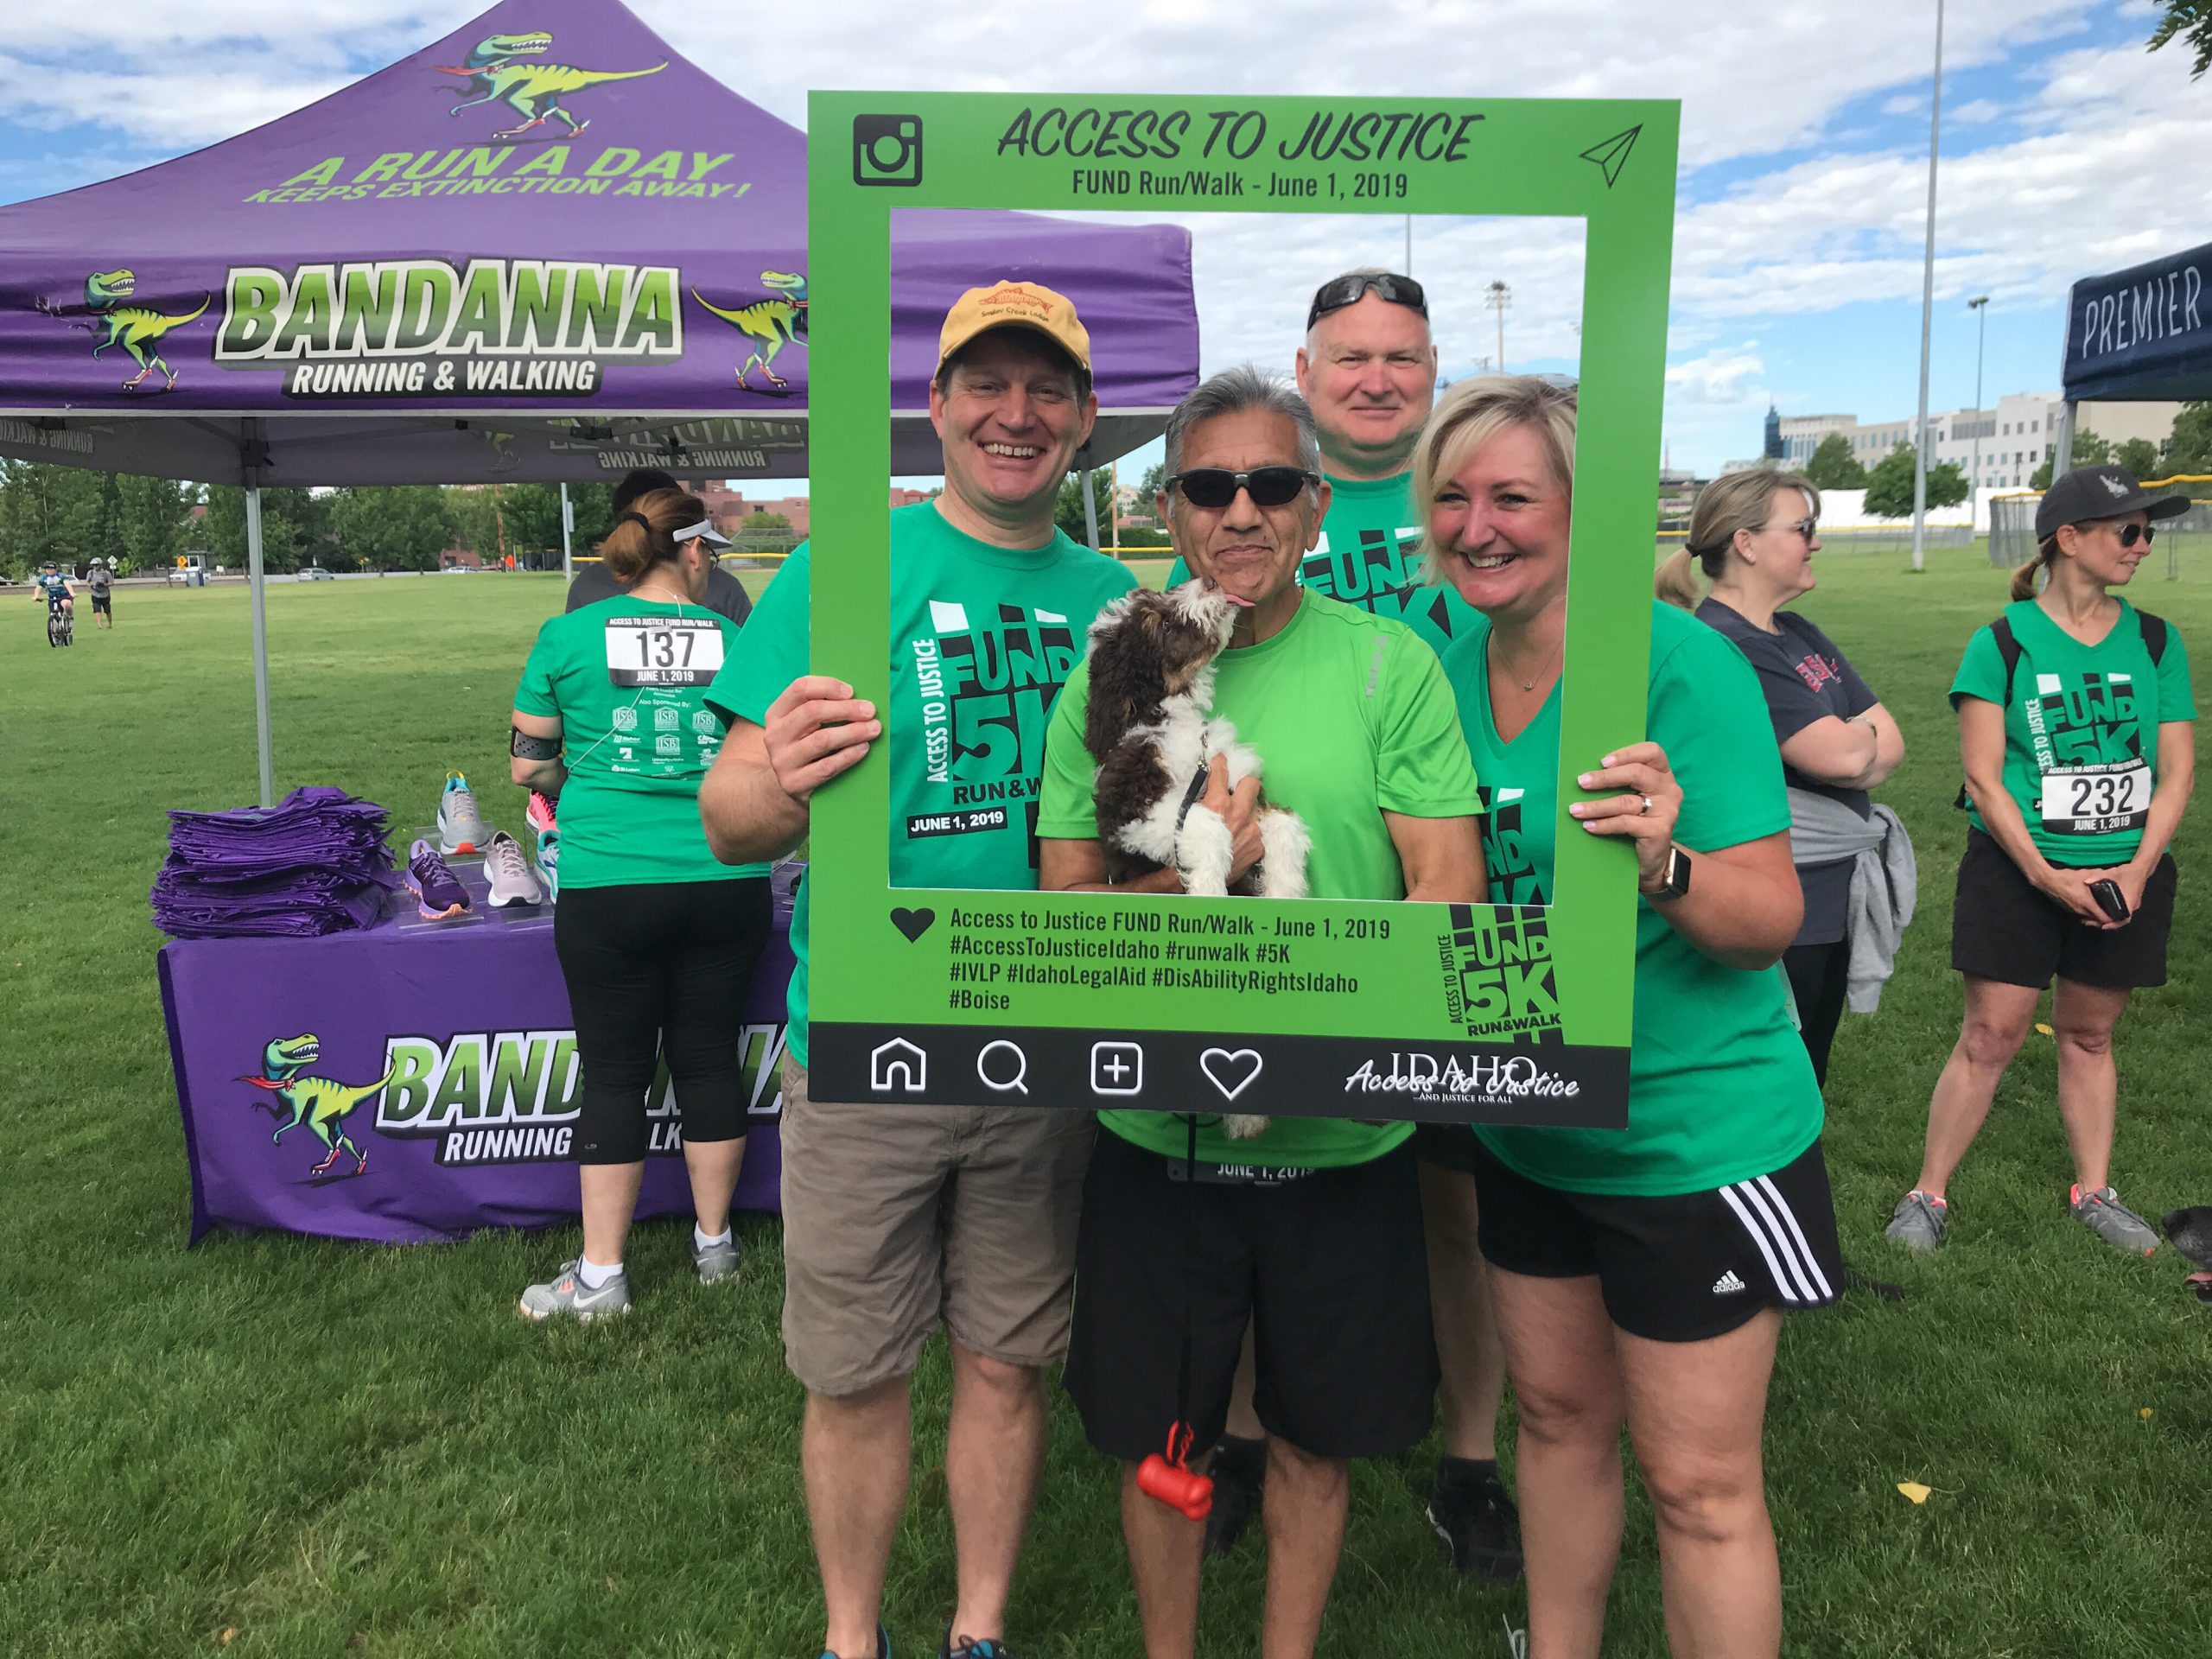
[437,30,667,141]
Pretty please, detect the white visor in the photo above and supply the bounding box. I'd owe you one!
[676,518,731,549]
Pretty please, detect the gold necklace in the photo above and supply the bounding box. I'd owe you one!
[1490,633,1557,694]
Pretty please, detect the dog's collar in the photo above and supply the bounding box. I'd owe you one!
[1176,765,1211,828]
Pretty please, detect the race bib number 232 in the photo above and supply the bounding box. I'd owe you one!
[604,616,725,687]
[2040,760,2151,834]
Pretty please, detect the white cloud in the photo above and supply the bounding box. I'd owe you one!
[0,0,2094,168]
[1948,99,2005,124]
[1666,345,1766,405]
[1883,93,1924,117]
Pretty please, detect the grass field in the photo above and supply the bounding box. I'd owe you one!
[5,548,2212,1657]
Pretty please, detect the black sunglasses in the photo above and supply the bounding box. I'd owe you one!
[1306,273,1428,330]
[1168,467,1318,510]
[1764,517,1817,541]
[2114,522,2156,548]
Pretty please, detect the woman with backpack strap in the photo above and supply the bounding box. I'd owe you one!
[1886,466,2196,1256]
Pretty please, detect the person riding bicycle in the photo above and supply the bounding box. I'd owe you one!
[35,562,74,619]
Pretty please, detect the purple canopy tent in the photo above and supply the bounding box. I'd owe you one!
[0,0,1197,803]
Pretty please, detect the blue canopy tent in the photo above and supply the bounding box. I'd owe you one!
[2053,239,2212,481]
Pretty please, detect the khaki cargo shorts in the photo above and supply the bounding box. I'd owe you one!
[779,1057,1094,1397]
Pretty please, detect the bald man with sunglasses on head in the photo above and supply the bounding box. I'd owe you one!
[1164,270,1517,1582]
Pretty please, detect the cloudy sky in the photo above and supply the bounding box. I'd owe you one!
[1,0,2203,472]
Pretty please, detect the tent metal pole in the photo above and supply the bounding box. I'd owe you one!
[1080,465,1101,550]
[560,482,574,582]
[2053,400,2075,493]
[243,465,275,810]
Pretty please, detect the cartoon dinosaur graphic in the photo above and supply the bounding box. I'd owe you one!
[34,270,210,392]
[238,1033,390,1179]
[691,272,809,392]
[436,30,667,140]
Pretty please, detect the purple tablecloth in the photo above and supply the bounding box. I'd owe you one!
[162,881,793,1245]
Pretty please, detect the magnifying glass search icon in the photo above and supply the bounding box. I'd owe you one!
[977,1039,1028,1095]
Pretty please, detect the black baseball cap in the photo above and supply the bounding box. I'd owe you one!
[2035,464,2190,540]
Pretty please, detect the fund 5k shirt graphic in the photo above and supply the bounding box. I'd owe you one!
[707,502,1135,1064]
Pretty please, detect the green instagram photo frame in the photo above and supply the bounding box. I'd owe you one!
[804,90,1679,1126]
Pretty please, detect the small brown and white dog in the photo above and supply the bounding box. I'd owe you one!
[1083,579,1310,1139]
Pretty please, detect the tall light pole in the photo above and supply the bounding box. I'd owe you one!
[1910,0,1946,573]
[1967,294,1989,533]
[1484,280,1511,372]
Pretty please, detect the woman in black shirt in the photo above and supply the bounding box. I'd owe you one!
[1659,470,1906,1083]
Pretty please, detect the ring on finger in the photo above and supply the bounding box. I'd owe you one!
[1639,794,1653,817]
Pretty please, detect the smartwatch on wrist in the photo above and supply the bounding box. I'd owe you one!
[1641,843,1691,902]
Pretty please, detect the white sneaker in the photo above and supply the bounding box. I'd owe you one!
[436,770,493,855]
[484,830,545,907]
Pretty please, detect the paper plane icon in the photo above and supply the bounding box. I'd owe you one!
[1580,126,1641,189]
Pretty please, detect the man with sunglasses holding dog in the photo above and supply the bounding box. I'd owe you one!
[1165,270,1517,1582]
[698,282,1133,1659]
[1038,365,1484,1659]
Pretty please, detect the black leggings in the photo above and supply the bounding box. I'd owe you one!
[553,877,772,1164]
[1783,936,1851,1091]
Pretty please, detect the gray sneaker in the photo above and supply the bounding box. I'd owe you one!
[691,1231,742,1285]
[519,1260,632,1321]
[1885,1190,1949,1252]
[2070,1185,2159,1255]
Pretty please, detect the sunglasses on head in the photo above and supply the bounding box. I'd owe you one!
[1169,467,1317,510]
[1306,273,1428,331]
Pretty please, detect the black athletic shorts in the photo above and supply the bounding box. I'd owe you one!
[1950,829,2176,990]
[1064,1129,1437,1461]
[1471,1137,1842,1343]
[91,594,111,613]
[1414,1121,1480,1173]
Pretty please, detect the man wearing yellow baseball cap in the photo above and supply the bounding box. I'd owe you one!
[699,282,1133,1659]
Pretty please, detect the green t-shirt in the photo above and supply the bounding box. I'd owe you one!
[1445,601,1822,1197]
[1164,471,1478,658]
[1039,590,1481,1169]
[1950,598,2195,867]
[705,502,1137,1066]
[515,597,764,891]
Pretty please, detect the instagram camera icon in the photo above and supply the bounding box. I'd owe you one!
[853,115,924,187]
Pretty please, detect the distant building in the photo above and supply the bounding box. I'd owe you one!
[1763,404,1783,461]
[1770,396,2185,491]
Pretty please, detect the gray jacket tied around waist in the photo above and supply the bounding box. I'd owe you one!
[1788,788,1917,1014]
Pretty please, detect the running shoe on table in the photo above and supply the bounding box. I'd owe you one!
[534,829,560,900]
[436,770,493,855]
[525,790,559,838]
[404,839,471,921]
[484,830,546,907]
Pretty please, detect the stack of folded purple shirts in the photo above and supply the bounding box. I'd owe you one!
[152,785,400,939]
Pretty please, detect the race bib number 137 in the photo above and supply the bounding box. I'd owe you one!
[605,615,725,687]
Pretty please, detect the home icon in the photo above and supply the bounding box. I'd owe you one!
[869,1038,927,1094]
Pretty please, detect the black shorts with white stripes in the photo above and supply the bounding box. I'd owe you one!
[1471,1138,1843,1343]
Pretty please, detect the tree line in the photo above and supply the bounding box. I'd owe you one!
[0,462,636,579]
[1795,404,2212,518]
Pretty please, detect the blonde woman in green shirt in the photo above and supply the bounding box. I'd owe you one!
[1421,376,1839,1659]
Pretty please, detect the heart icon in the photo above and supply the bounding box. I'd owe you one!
[1198,1047,1262,1103]
[889,907,936,943]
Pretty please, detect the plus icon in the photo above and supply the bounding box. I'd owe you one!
[1090,1041,1144,1096]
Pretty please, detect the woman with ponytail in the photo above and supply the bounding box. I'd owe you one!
[1885,465,2195,1257]
[1666,471,1907,1090]
[508,487,773,1319]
